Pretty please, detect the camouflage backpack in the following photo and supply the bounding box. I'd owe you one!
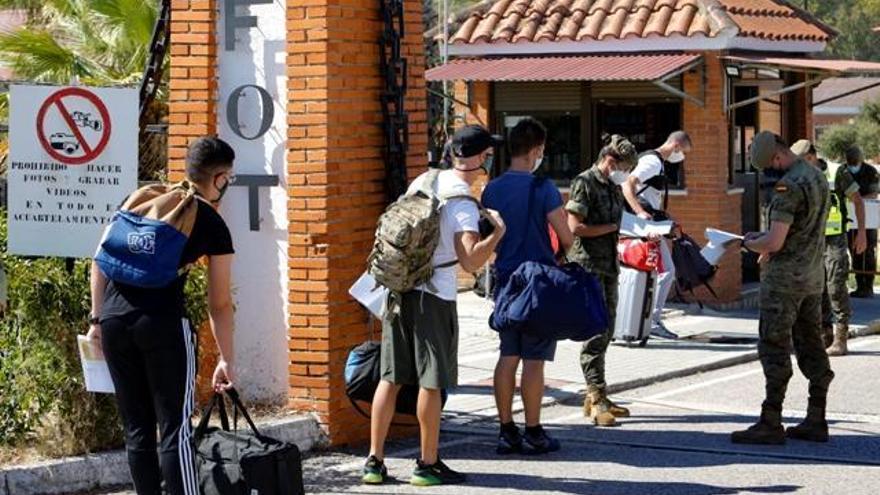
[367,169,480,293]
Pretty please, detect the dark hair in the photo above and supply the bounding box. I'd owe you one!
[185,136,235,184]
[807,144,817,156]
[508,118,547,158]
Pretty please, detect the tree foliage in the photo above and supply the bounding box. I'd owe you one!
[818,97,880,161]
[808,0,880,61]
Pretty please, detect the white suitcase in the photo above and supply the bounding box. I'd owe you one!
[613,266,656,347]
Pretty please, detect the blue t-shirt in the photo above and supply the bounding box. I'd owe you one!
[482,171,563,277]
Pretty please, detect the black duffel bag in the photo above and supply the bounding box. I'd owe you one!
[194,388,305,495]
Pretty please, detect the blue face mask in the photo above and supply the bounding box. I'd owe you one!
[849,164,863,174]
[482,154,494,175]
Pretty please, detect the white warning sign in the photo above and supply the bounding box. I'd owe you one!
[7,85,137,258]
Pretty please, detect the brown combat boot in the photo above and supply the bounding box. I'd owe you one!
[584,391,617,427]
[584,395,631,419]
[826,324,848,356]
[786,403,829,443]
[731,407,785,445]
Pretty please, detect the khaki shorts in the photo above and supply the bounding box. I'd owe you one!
[381,290,458,390]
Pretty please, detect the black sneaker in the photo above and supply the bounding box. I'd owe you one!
[522,425,561,455]
[362,455,388,485]
[497,425,523,455]
[410,458,467,486]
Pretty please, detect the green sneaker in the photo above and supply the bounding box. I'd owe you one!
[410,458,466,486]
[362,455,388,485]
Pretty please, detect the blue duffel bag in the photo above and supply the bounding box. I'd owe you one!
[490,261,609,341]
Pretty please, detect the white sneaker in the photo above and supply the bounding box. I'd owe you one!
[650,322,679,340]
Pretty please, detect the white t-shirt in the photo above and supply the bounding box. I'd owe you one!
[408,170,480,301]
[631,153,664,211]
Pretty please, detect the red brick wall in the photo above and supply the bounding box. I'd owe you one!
[286,0,427,446]
[167,0,218,179]
[672,52,741,302]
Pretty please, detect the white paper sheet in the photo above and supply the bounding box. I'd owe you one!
[701,228,744,266]
[847,199,880,230]
[78,335,115,394]
[349,272,389,319]
[619,212,674,238]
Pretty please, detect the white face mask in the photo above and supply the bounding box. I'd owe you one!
[531,156,544,173]
[667,151,686,163]
[610,171,628,185]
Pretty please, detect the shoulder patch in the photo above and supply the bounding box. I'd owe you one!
[774,184,788,193]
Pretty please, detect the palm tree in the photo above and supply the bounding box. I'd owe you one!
[0,0,158,85]
[0,0,166,179]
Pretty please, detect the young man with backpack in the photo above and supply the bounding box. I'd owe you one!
[482,117,573,455]
[621,130,693,340]
[87,137,237,495]
[364,125,506,486]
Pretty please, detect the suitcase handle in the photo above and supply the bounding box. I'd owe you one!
[224,388,263,438]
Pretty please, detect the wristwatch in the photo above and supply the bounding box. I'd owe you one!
[88,314,101,325]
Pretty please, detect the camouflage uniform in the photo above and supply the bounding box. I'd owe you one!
[566,166,624,393]
[821,166,859,328]
[759,159,834,413]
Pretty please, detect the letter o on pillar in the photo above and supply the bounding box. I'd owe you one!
[227,85,274,141]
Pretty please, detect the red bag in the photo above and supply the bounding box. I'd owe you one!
[618,238,664,272]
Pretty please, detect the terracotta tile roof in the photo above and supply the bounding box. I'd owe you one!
[449,0,834,45]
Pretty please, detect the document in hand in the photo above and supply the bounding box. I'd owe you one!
[847,199,880,229]
[77,335,115,393]
[620,212,674,238]
[701,228,744,266]
[349,272,389,318]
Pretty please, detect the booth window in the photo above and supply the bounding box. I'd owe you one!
[594,101,685,189]
[496,112,581,184]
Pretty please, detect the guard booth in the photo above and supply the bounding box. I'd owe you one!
[427,0,880,298]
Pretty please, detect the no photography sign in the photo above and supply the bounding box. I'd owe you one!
[7,85,137,258]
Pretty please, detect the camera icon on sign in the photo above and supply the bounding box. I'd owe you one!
[127,232,156,255]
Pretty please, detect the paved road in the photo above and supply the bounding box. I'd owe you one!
[301,335,880,494]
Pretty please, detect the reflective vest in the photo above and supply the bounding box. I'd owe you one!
[825,169,845,236]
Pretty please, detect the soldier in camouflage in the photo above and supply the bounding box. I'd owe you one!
[732,132,834,445]
[566,134,638,427]
[791,140,867,357]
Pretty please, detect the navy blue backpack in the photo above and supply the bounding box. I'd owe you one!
[95,183,199,288]
[490,261,609,341]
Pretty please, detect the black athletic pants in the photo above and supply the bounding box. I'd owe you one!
[102,313,199,495]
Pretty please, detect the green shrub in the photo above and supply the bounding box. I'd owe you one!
[0,210,209,456]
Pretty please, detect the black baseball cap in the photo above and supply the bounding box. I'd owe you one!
[451,125,504,158]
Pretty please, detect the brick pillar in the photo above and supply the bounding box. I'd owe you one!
[787,73,813,143]
[287,0,427,446]
[167,1,218,179]
[673,53,741,302]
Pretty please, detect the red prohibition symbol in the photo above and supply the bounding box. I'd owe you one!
[36,87,112,165]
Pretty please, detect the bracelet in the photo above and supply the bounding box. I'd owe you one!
[88,315,101,325]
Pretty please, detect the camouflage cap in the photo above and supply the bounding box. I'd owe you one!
[790,139,813,157]
[750,131,784,170]
[607,134,639,167]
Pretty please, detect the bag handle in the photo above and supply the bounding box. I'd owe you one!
[224,388,263,438]
[195,392,231,437]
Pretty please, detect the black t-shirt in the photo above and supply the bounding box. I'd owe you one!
[100,200,235,319]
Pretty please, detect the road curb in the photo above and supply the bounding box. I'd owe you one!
[0,415,324,495]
